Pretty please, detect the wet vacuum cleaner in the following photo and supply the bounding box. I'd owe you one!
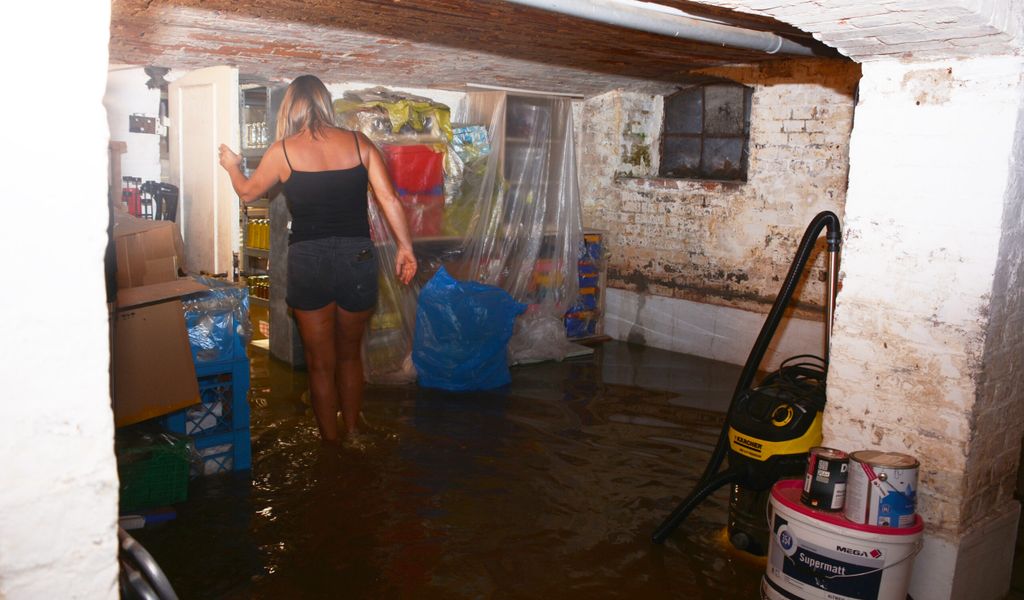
[652,211,842,555]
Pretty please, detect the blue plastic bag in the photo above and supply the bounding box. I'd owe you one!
[413,266,526,391]
[182,276,251,364]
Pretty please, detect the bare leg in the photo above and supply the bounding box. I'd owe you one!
[335,305,373,435]
[294,304,341,444]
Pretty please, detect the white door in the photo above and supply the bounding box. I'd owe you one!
[169,66,239,276]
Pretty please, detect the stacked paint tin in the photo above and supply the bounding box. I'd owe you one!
[763,449,923,600]
[798,447,920,528]
[844,451,920,529]
[801,447,849,512]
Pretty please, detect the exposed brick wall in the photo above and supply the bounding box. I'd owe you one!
[823,56,1024,540]
[578,59,860,319]
[966,81,1024,531]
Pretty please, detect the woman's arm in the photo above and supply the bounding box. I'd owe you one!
[218,142,286,203]
[362,133,418,285]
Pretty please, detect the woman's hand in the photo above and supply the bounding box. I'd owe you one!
[395,246,417,285]
[218,144,242,171]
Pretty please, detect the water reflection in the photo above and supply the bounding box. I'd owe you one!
[135,341,764,599]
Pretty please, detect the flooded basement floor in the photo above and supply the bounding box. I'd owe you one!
[133,341,768,599]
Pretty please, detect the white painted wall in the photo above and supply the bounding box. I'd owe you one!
[105,66,164,184]
[0,3,119,599]
[826,56,1024,600]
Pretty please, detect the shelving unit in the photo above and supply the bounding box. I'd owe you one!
[236,83,286,335]
[238,85,273,283]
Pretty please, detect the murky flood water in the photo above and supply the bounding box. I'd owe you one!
[133,341,766,599]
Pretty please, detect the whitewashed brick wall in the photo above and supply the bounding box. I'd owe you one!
[578,59,859,343]
[823,55,1024,599]
[825,55,1023,538]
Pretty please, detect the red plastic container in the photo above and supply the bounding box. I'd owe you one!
[383,144,444,193]
[399,191,443,238]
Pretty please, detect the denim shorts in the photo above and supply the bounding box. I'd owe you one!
[286,237,379,312]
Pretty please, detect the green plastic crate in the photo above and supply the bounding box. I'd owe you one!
[117,433,190,513]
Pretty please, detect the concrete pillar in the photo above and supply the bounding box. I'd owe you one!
[825,56,1024,600]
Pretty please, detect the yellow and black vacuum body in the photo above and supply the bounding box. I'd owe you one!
[725,358,826,554]
[652,211,841,552]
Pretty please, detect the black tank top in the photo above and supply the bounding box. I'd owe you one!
[282,131,371,244]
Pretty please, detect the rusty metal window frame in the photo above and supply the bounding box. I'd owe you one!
[659,82,752,182]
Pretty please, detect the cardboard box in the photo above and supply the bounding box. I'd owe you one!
[113,215,186,289]
[112,271,208,428]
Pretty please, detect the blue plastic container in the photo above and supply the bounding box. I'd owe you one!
[162,358,250,436]
[190,428,252,476]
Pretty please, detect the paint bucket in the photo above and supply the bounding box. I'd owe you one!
[801,446,848,511]
[844,451,919,528]
[762,479,922,600]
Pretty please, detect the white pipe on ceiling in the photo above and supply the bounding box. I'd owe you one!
[504,0,821,56]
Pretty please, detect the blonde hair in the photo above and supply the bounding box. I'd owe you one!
[276,75,336,140]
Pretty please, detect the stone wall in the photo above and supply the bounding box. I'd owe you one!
[577,58,860,365]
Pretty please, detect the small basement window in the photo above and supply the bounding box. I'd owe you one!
[659,82,752,182]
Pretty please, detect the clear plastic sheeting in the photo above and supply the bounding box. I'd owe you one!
[339,88,589,384]
[362,201,420,384]
[508,309,592,366]
[457,92,588,365]
[444,125,492,234]
[182,276,251,363]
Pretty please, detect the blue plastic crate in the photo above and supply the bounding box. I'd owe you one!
[582,234,603,262]
[571,293,599,311]
[579,273,599,289]
[162,359,250,435]
[190,429,252,476]
[564,314,596,339]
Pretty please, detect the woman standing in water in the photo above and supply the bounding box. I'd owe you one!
[219,74,417,446]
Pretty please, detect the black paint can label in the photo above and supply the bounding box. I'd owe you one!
[800,446,849,511]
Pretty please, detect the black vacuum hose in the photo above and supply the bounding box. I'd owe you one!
[651,466,748,544]
[652,211,841,543]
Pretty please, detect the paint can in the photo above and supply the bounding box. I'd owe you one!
[843,451,919,528]
[801,446,848,511]
[763,479,923,600]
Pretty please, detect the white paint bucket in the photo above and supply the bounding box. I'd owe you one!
[762,479,922,600]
